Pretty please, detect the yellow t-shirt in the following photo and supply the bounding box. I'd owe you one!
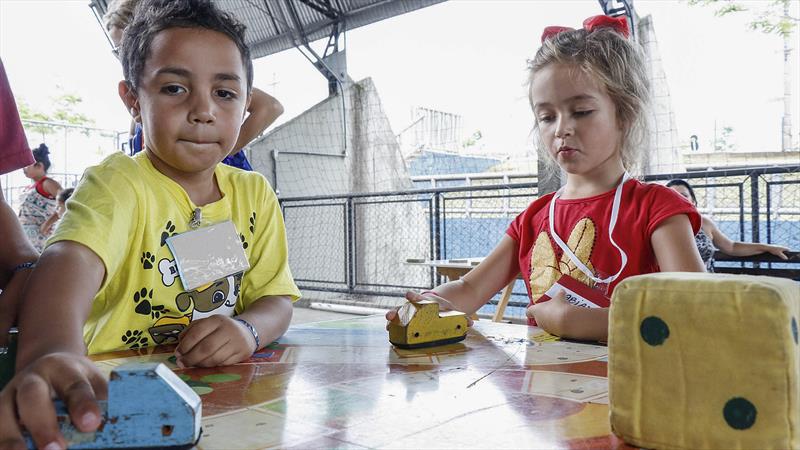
[49,152,301,354]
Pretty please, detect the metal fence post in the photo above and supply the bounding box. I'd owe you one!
[346,196,355,293]
[433,193,441,262]
[750,173,760,243]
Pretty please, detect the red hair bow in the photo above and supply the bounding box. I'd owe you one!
[540,15,630,43]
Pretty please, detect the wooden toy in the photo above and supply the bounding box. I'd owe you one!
[388,300,469,349]
[24,362,202,449]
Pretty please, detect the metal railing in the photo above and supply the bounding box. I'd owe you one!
[280,165,800,318]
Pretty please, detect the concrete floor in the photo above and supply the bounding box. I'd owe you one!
[290,305,362,325]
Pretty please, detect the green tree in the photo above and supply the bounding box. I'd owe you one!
[462,130,483,149]
[687,0,798,37]
[713,126,737,152]
[689,0,797,151]
[18,88,94,139]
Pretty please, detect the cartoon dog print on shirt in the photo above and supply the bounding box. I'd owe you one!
[148,256,243,344]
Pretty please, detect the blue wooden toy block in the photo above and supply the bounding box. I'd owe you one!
[25,362,201,449]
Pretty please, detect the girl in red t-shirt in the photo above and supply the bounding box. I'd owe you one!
[387,15,705,342]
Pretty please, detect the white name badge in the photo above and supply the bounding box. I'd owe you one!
[165,220,250,291]
[538,275,611,309]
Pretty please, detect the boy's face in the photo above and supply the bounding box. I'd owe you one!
[125,27,249,176]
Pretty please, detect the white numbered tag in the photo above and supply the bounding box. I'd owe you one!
[166,220,250,291]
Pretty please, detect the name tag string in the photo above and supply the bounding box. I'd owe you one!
[548,172,630,285]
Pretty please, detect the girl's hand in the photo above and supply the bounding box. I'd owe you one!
[385,290,473,328]
[0,352,106,450]
[175,315,255,368]
[526,290,571,335]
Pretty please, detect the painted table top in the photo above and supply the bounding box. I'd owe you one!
[90,315,633,449]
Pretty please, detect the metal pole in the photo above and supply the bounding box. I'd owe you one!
[750,173,760,271]
[346,197,355,293]
[433,193,441,274]
[750,173,760,243]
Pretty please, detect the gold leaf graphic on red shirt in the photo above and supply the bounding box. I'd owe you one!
[530,218,597,302]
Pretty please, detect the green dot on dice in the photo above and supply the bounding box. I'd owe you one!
[640,316,669,346]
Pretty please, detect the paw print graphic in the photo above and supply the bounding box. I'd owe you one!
[133,287,154,316]
[133,287,169,319]
[140,252,155,270]
[249,212,256,233]
[122,329,149,349]
[240,233,249,250]
[160,221,177,247]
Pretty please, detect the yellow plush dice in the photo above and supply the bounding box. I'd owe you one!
[609,273,799,450]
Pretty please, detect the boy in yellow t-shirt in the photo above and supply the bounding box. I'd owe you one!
[0,0,300,448]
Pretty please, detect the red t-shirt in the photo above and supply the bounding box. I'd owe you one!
[0,59,33,175]
[506,179,700,325]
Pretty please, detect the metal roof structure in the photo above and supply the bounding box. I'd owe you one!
[89,0,445,59]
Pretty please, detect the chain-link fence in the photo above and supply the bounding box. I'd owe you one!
[2,120,122,212]
[281,165,800,321]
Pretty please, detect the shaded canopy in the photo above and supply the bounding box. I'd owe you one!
[89,0,446,59]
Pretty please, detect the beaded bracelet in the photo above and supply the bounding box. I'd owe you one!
[233,317,260,352]
[11,262,36,273]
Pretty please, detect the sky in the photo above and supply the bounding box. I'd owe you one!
[1,0,798,182]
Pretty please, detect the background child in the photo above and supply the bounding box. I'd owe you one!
[0,1,300,448]
[103,0,284,169]
[18,144,62,252]
[387,15,705,342]
[39,187,74,236]
[666,178,790,272]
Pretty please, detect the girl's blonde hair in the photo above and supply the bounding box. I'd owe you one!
[528,27,650,176]
[103,0,141,30]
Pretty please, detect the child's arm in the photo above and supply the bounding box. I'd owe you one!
[42,178,62,199]
[529,214,705,342]
[707,217,790,259]
[0,188,39,346]
[651,214,706,272]
[0,241,107,449]
[232,88,283,154]
[386,235,520,322]
[174,295,293,368]
[527,290,609,340]
[39,210,60,235]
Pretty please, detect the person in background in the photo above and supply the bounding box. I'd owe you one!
[386,15,705,343]
[666,178,790,272]
[103,0,284,170]
[18,144,62,252]
[0,58,39,346]
[39,187,75,236]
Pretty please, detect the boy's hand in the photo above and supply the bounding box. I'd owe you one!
[175,315,254,368]
[0,353,106,450]
[385,290,473,329]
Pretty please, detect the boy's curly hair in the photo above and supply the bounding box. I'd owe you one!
[528,27,651,176]
[120,0,253,94]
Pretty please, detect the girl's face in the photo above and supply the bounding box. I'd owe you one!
[22,162,45,180]
[669,184,696,206]
[531,63,623,177]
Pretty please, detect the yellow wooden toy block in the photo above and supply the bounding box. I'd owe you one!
[609,273,799,450]
[388,300,469,349]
